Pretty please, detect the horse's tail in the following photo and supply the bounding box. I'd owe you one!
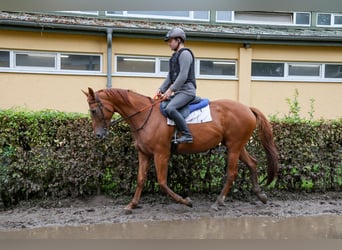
[250,107,279,185]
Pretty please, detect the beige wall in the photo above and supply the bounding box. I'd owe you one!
[0,30,341,119]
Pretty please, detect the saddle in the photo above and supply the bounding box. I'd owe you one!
[160,96,212,126]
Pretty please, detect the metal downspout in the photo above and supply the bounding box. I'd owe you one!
[106,28,113,89]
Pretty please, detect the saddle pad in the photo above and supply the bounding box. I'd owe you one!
[167,105,212,125]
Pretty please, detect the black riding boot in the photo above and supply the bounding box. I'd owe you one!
[168,110,193,143]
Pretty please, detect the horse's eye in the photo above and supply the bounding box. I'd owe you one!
[90,109,96,115]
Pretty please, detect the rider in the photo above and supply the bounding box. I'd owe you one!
[156,27,197,144]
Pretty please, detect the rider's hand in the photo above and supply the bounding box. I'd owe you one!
[162,88,172,100]
[154,89,162,99]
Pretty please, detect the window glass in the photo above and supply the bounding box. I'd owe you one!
[193,11,209,20]
[334,15,342,25]
[61,54,100,71]
[325,64,342,78]
[116,56,155,73]
[216,11,233,21]
[106,11,123,15]
[0,51,10,67]
[15,52,55,68]
[160,59,169,73]
[127,11,189,17]
[317,13,331,25]
[234,11,292,24]
[107,11,209,20]
[199,60,236,76]
[288,64,320,77]
[295,12,310,25]
[252,62,284,77]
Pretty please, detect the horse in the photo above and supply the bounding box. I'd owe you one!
[83,87,279,214]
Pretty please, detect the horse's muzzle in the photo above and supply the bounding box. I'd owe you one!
[94,128,108,139]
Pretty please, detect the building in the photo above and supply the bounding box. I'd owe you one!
[0,11,342,119]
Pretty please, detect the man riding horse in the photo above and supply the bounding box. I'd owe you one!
[156,28,196,144]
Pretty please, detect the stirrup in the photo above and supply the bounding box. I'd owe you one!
[174,135,193,144]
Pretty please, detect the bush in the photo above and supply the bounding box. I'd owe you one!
[0,108,341,207]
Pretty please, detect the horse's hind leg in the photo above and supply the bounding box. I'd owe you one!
[211,149,240,211]
[239,147,267,204]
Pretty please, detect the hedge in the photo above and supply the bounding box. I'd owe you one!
[0,108,341,207]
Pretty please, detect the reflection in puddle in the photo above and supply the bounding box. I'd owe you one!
[1,215,342,239]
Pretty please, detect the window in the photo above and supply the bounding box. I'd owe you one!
[317,13,331,25]
[61,54,100,71]
[334,15,342,25]
[252,61,342,81]
[58,11,99,15]
[0,51,10,67]
[288,63,321,77]
[199,60,236,77]
[216,11,233,22]
[15,52,56,69]
[0,50,102,74]
[115,55,237,79]
[325,64,342,78]
[252,62,284,77]
[295,13,310,25]
[317,13,342,26]
[216,11,310,25]
[116,56,156,74]
[106,11,210,21]
[160,59,169,73]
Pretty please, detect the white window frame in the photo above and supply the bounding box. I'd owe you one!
[14,51,57,71]
[115,55,166,77]
[216,11,310,26]
[59,53,102,72]
[57,11,99,16]
[286,63,322,79]
[106,11,210,21]
[316,13,342,27]
[0,50,102,75]
[252,61,342,82]
[115,54,237,80]
[197,59,237,79]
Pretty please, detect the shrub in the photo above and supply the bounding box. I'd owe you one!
[0,107,341,207]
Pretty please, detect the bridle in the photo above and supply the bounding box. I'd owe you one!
[90,93,163,133]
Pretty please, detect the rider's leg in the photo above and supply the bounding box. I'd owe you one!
[164,93,194,143]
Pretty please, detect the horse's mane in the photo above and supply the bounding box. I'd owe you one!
[102,88,152,105]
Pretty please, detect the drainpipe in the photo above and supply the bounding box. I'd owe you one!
[106,28,113,89]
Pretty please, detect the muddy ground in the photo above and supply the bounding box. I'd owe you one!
[1,191,342,230]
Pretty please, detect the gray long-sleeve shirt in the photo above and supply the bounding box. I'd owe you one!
[159,49,196,97]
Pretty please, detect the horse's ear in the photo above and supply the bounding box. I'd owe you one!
[81,89,89,97]
[88,87,96,100]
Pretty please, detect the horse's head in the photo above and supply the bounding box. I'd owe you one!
[82,87,114,139]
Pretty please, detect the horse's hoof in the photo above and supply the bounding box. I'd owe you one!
[256,192,268,204]
[210,203,219,212]
[123,208,133,215]
[185,197,193,208]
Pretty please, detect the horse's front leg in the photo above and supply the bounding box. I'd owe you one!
[154,153,193,207]
[124,151,151,214]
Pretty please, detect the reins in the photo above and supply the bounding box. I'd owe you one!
[108,95,164,132]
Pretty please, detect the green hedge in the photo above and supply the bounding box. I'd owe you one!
[0,108,341,207]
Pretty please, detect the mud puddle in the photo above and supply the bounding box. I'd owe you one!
[1,215,342,239]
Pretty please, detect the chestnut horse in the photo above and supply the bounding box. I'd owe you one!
[83,87,279,213]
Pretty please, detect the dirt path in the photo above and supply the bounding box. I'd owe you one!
[1,192,342,230]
